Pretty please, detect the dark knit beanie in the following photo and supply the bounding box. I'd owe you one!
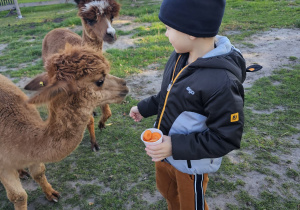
[159,0,226,37]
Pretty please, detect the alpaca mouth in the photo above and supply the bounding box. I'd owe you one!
[120,89,129,97]
[104,33,117,44]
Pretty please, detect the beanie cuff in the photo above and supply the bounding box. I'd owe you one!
[159,15,218,37]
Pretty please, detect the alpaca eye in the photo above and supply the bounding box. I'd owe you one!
[95,79,104,87]
[110,16,114,22]
[85,18,96,25]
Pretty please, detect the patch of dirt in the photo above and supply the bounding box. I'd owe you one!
[126,28,300,100]
[113,16,151,31]
[24,38,36,42]
[249,105,287,114]
[209,146,300,209]
[142,191,164,204]
[103,34,141,51]
[103,16,151,51]
[237,28,300,89]
[0,43,8,56]
[5,57,42,92]
[126,64,163,101]
[52,17,64,23]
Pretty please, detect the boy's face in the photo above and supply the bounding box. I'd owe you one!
[165,25,194,53]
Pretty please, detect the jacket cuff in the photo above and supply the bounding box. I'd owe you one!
[137,94,160,118]
[171,134,188,160]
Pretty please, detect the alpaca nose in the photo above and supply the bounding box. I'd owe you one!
[106,27,116,38]
[106,32,115,39]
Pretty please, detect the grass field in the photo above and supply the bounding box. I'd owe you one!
[0,0,300,209]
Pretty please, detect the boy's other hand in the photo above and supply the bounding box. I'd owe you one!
[145,135,172,162]
[129,106,143,122]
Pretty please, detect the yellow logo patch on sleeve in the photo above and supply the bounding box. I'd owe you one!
[231,113,239,122]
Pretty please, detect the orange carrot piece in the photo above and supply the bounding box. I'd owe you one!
[152,132,161,141]
[148,139,158,142]
[143,130,152,141]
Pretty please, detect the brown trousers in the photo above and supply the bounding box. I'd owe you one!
[155,161,209,210]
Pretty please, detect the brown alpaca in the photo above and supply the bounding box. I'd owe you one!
[36,0,121,151]
[0,44,128,210]
[42,0,120,61]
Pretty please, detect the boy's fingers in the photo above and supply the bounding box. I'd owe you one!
[152,156,165,162]
[145,150,158,157]
[146,150,163,159]
[145,148,154,155]
[147,152,159,159]
[145,147,161,154]
[152,158,162,162]
[146,144,162,150]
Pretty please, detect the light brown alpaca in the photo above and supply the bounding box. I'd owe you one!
[36,0,121,151]
[42,0,120,61]
[0,44,128,210]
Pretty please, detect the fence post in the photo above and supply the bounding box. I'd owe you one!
[13,0,22,18]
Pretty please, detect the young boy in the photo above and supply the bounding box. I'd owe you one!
[129,0,246,209]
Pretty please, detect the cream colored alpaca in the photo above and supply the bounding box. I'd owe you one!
[37,0,121,151]
[0,44,128,210]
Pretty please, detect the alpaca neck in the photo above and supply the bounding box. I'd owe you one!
[81,28,103,52]
[41,96,94,162]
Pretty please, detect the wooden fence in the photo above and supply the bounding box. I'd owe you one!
[0,0,22,18]
[0,0,14,6]
[0,0,70,18]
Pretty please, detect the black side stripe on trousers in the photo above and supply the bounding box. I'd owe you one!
[194,174,204,210]
[187,160,191,168]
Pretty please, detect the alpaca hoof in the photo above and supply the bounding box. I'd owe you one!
[47,190,60,202]
[91,143,100,152]
[18,169,30,180]
[98,122,106,130]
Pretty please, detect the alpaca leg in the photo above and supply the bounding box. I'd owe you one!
[98,104,112,129]
[28,163,60,202]
[0,169,28,210]
[87,115,99,151]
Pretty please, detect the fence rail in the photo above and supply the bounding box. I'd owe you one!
[0,0,70,17]
[0,0,14,6]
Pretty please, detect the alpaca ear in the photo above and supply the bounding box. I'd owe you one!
[74,0,86,7]
[74,0,81,5]
[24,73,49,90]
[27,81,70,105]
[111,0,121,16]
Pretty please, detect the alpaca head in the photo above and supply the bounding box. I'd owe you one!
[27,43,128,107]
[75,0,120,44]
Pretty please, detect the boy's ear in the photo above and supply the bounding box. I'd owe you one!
[27,81,69,105]
[24,73,49,91]
[189,36,197,40]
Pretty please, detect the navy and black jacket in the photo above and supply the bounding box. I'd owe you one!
[137,37,246,167]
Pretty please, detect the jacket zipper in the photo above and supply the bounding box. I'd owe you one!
[157,55,189,129]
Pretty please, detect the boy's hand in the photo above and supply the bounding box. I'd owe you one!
[129,106,143,122]
[145,135,172,162]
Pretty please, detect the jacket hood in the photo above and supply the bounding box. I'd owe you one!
[188,36,246,83]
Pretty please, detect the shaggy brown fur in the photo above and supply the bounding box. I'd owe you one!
[0,44,128,210]
[33,0,121,151]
